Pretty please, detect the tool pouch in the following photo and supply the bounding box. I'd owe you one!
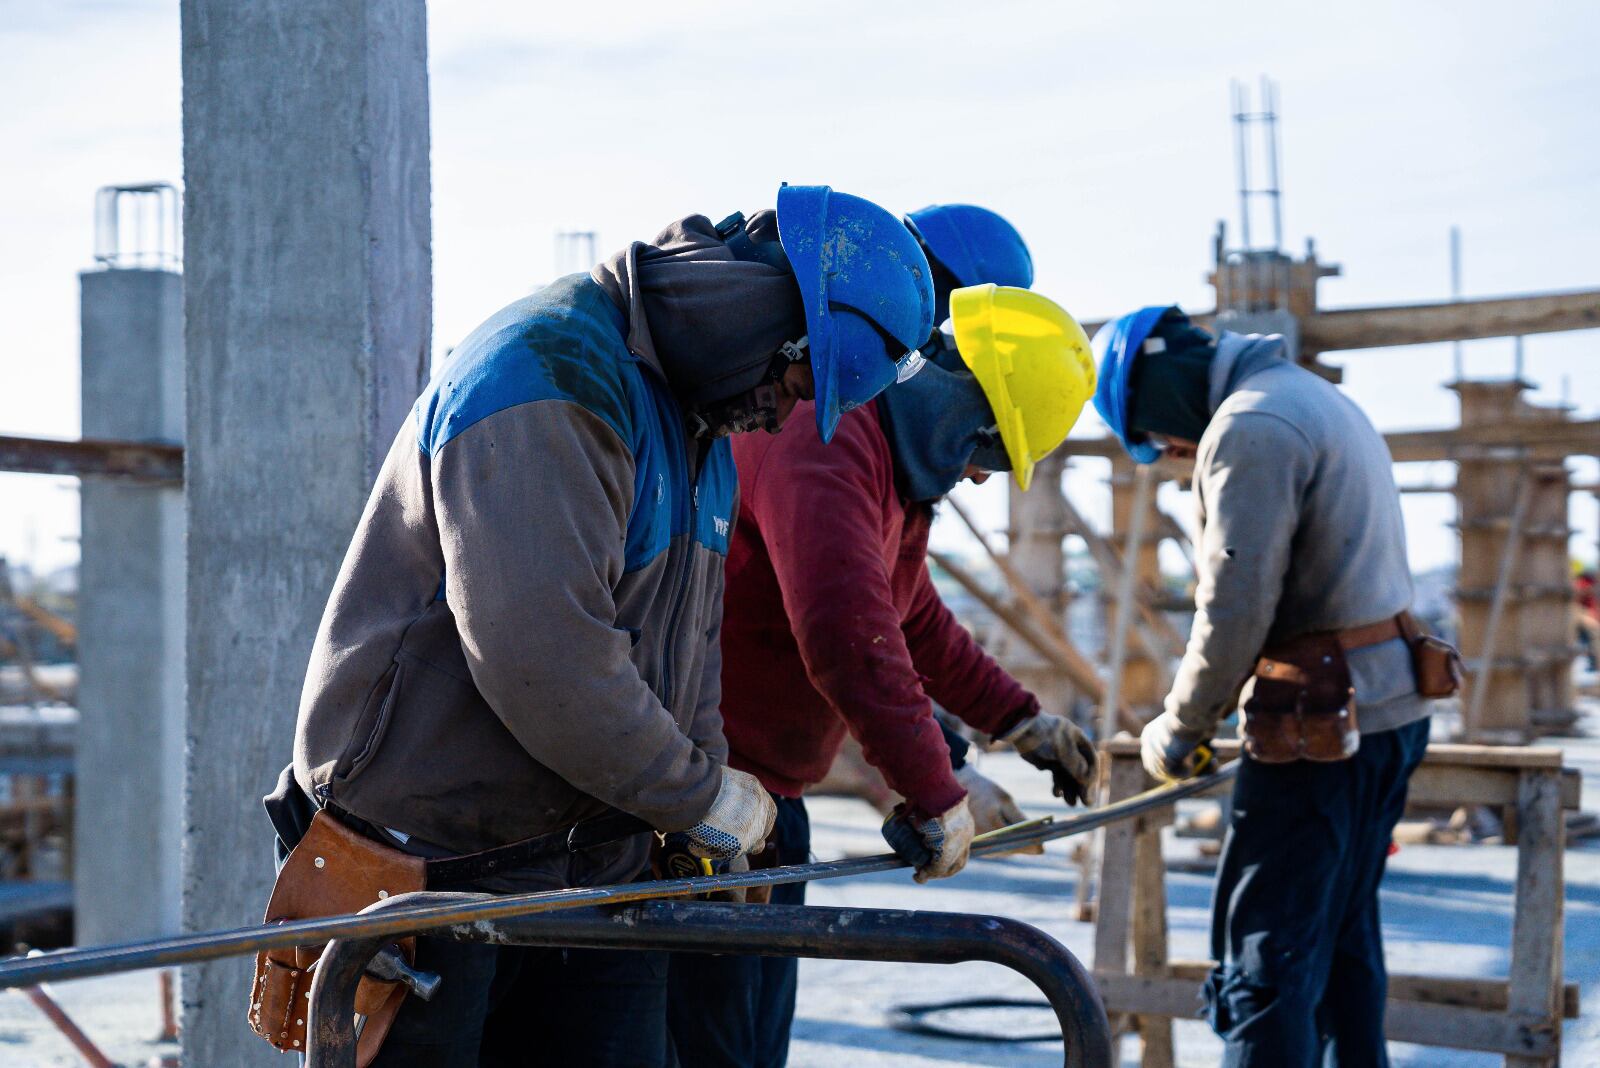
[1241,633,1360,764]
[247,810,426,1064]
[1397,611,1464,698]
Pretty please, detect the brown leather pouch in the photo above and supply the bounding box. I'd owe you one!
[247,810,426,1064]
[1396,611,1464,697]
[1242,633,1360,764]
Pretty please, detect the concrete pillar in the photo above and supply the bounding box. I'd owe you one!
[180,3,430,1062]
[75,267,185,944]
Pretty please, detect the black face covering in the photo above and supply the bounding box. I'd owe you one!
[1127,308,1218,447]
[636,212,805,415]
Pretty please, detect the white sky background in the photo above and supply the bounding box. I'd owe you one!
[1,1,1598,575]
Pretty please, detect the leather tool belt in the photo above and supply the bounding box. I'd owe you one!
[1242,611,1462,764]
[248,806,649,1063]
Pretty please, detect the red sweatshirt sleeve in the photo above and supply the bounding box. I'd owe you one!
[903,563,1040,737]
[744,415,966,819]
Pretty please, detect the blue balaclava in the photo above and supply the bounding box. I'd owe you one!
[878,334,1008,503]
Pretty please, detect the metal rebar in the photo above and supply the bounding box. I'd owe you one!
[0,766,1235,992]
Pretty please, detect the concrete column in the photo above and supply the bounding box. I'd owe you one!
[180,3,430,1062]
[75,267,185,944]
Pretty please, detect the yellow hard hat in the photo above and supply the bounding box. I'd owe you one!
[949,284,1096,491]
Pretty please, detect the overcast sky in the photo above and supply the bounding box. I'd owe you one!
[2,1,1598,575]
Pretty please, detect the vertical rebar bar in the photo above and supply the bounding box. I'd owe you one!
[1451,226,1464,380]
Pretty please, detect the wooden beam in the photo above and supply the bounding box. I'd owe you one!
[1058,419,1600,463]
[0,434,183,485]
[1159,960,1579,1019]
[928,549,1140,734]
[1302,289,1600,352]
[1096,973,1559,1056]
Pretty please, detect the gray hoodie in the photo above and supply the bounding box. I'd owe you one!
[1166,333,1434,739]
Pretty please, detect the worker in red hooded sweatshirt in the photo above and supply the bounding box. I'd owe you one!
[666,205,1100,1068]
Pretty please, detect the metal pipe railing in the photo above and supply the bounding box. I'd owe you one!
[307,897,1113,1068]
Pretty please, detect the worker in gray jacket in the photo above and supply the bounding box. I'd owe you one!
[1094,306,1442,1068]
[285,185,934,1066]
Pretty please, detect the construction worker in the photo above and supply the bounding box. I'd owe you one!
[667,205,1100,1068]
[277,185,934,1067]
[1096,307,1444,1067]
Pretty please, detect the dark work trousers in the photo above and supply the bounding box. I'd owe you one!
[1204,717,1430,1068]
[367,940,670,1067]
[667,795,811,1068]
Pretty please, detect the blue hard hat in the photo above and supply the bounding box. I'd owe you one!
[777,185,935,442]
[904,204,1034,290]
[1091,306,1171,464]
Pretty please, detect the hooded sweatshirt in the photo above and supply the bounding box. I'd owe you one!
[1165,332,1432,739]
[293,219,762,889]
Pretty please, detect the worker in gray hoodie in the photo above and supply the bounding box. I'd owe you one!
[1094,307,1452,1068]
[280,185,934,1067]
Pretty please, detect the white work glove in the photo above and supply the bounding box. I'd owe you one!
[1140,710,1208,784]
[955,765,1043,856]
[1001,711,1099,806]
[683,767,777,860]
[881,797,976,883]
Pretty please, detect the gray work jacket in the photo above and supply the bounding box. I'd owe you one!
[1165,333,1435,740]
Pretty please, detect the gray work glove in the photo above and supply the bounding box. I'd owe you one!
[683,767,777,860]
[881,797,976,883]
[955,765,1043,856]
[1001,711,1098,806]
[1140,710,1208,784]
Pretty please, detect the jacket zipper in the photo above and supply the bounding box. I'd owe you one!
[658,436,710,714]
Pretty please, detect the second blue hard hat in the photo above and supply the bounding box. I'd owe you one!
[1091,305,1172,464]
[905,204,1034,292]
[777,185,935,442]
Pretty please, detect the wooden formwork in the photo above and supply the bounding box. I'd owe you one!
[1451,380,1580,740]
[1094,738,1579,1068]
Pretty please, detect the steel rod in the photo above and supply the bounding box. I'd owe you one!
[0,766,1235,991]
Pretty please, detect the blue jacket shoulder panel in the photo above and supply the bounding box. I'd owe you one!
[414,275,635,457]
[413,273,736,575]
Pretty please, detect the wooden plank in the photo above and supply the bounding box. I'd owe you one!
[1162,960,1578,1018]
[1131,821,1174,1068]
[1300,289,1600,352]
[1092,757,1146,973]
[1506,769,1565,1068]
[1095,973,1558,1057]
[1102,744,1577,809]
[0,434,183,485]
[1102,737,1565,770]
[1060,419,1600,463]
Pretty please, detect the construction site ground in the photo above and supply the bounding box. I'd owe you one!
[0,707,1596,1066]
